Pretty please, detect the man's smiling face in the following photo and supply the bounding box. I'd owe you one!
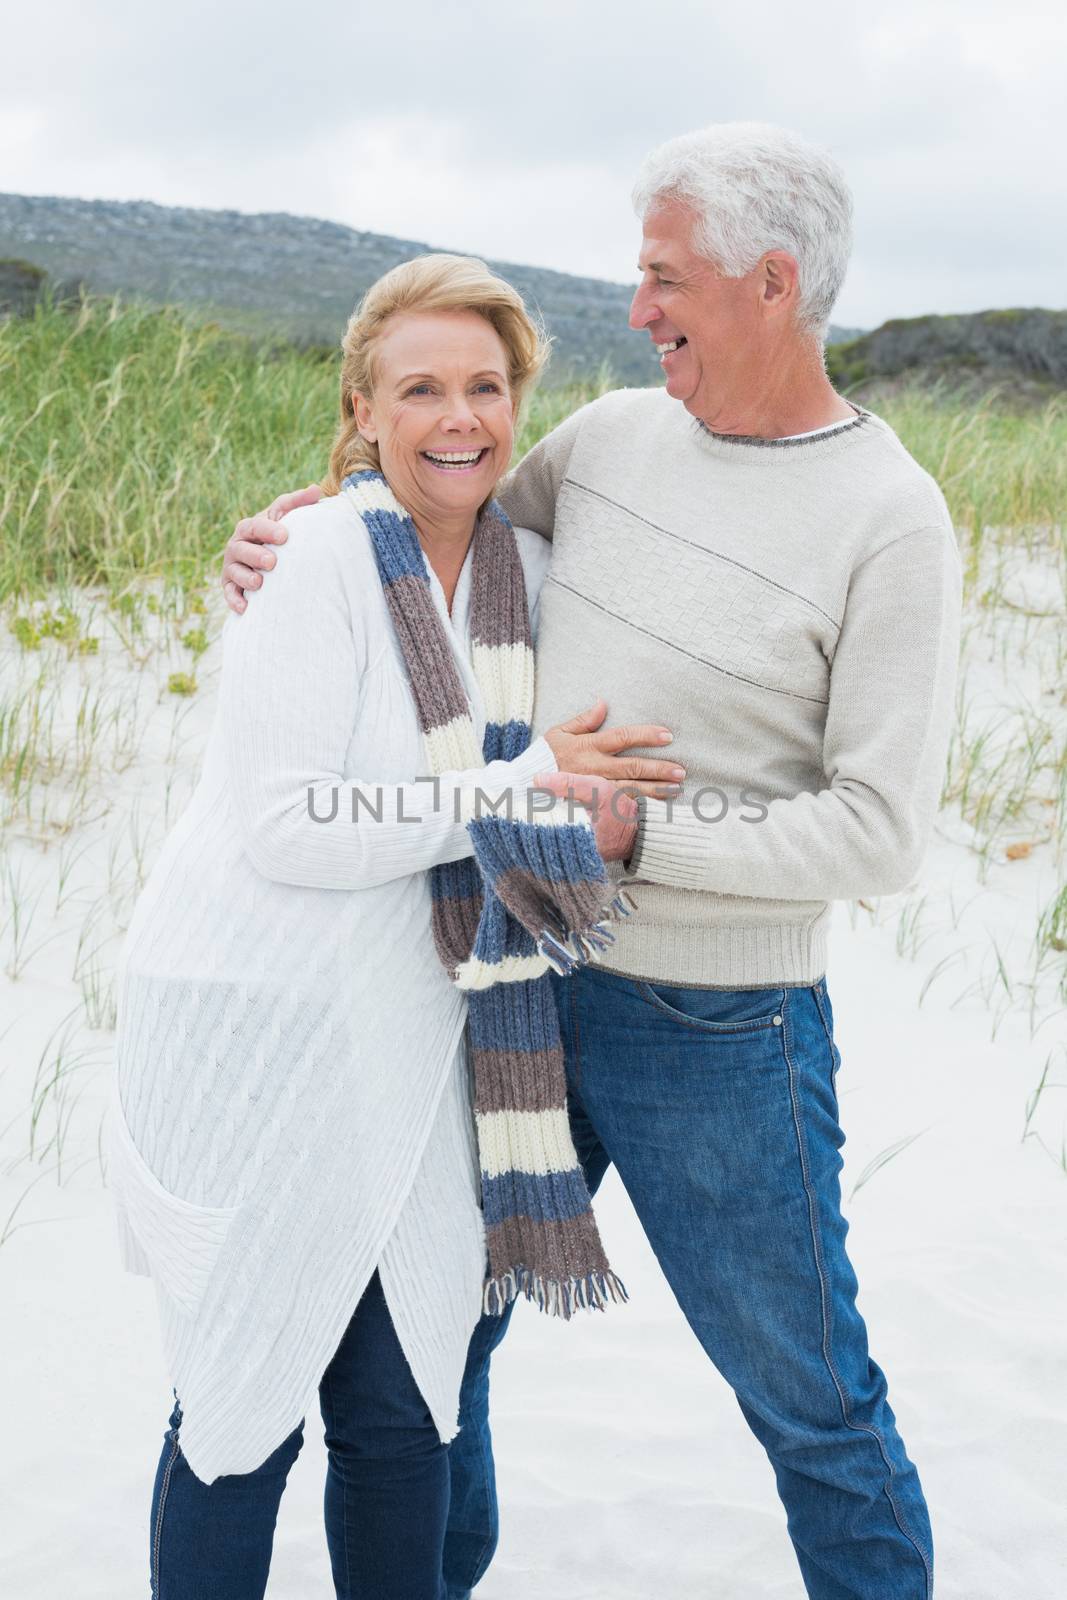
[629,198,769,431]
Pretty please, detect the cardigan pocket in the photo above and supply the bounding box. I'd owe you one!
[106,1086,239,1319]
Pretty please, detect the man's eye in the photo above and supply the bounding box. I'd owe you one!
[656,277,675,287]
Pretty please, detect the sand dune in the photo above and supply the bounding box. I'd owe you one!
[2,568,1064,1596]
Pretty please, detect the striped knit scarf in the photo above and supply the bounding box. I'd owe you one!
[342,469,630,1318]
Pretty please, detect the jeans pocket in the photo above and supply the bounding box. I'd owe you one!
[106,1086,238,1318]
[636,982,786,1034]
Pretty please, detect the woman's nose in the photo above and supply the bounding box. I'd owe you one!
[441,399,480,430]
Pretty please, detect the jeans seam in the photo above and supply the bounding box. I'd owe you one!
[323,1365,354,1600]
[781,991,933,1596]
[811,982,842,1098]
[466,1353,498,1589]
[151,1407,181,1598]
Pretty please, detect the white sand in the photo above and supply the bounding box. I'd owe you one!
[2,572,1064,1598]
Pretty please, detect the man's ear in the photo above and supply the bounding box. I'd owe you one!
[353,392,377,444]
[761,250,799,320]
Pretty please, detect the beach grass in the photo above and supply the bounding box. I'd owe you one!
[4,294,1066,605]
[0,295,337,604]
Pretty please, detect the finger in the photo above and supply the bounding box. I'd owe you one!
[266,484,321,520]
[612,756,686,783]
[226,539,279,574]
[533,771,587,793]
[592,723,674,755]
[578,756,684,783]
[222,579,247,614]
[605,786,640,818]
[222,562,264,593]
[233,514,289,548]
[558,699,608,736]
[533,772,598,805]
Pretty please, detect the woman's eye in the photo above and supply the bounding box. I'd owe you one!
[404,382,502,398]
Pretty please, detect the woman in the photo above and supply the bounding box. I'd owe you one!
[108,253,682,1600]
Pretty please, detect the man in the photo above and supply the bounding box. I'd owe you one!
[222,121,960,1599]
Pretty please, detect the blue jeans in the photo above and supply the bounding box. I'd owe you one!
[150,1269,449,1599]
[443,967,933,1600]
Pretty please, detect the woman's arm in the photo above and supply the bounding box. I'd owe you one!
[221,506,557,892]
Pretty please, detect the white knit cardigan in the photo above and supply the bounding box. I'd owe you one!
[107,493,555,1484]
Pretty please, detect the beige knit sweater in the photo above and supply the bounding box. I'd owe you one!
[499,388,963,988]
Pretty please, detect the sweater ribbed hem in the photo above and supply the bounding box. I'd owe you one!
[586,906,831,988]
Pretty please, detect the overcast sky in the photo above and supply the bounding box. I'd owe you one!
[2,0,1062,329]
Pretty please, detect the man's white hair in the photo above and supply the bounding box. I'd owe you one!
[631,122,853,338]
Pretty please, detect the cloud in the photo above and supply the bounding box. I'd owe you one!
[2,0,1063,326]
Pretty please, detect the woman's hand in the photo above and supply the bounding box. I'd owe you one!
[221,485,323,613]
[533,771,640,863]
[544,701,683,800]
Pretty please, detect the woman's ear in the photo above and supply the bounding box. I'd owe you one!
[353,392,377,444]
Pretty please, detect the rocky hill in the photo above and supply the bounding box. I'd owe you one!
[1,192,858,383]
[827,308,1067,393]
[0,257,49,317]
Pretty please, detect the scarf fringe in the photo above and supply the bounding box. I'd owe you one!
[483,1267,630,1320]
[536,889,638,977]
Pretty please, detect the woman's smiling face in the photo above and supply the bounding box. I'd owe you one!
[353,309,516,524]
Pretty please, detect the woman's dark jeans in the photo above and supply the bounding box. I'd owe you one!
[149,1269,449,1599]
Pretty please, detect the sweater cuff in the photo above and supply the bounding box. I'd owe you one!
[621,794,647,876]
[510,733,558,788]
[622,796,709,889]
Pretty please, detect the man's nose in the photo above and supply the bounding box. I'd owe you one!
[629,284,659,331]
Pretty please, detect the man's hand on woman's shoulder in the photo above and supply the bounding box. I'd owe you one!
[222,484,323,613]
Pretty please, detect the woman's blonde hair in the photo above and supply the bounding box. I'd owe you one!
[322,254,551,494]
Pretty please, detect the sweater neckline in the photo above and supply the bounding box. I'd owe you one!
[690,401,873,457]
